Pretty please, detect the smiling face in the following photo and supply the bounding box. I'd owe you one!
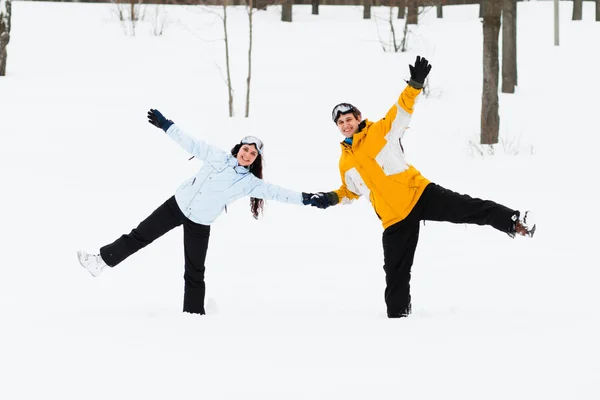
[336,113,362,138]
[236,143,259,166]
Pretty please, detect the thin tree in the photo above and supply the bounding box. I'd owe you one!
[0,0,11,76]
[378,3,430,53]
[129,0,139,35]
[501,0,517,93]
[437,0,443,18]
[282,0,292,22]
[244,0,255,117]
[364,0,372,19]
[385,0,409,51]
[597,0,600,21]
[572,0,583,20]
[481,0,502,145]
[223,0,234,117]
[389,0,400,51]
[112,0,142,36]
[179,0,235,116]
[400,13,409,51]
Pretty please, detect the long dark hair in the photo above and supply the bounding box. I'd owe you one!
[231,143,264,219]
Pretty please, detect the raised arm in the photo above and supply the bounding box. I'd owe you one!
[165,125,227,161]
[371,56,432,138]
[147,109,226,161]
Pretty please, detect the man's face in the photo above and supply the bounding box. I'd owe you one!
[336,113,361,138]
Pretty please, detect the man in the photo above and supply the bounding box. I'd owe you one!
[306,56,536,318]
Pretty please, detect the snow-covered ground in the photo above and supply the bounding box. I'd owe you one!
[1,2,598,399]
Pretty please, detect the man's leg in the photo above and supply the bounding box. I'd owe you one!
[419,183,517,234]
[182,219,211,314]
[382,217,420,318]
[100,196,184,267]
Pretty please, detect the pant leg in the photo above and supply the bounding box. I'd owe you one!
[419,183,517,234]
[182,219,211,314]
[100,196,184,267]
[382,216,420,318]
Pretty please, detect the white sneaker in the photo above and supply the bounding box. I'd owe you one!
[77,250,108,277]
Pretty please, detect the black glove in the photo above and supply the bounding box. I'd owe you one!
[302,192,339,209]
[147,109,174,132]
[408,56,432,89]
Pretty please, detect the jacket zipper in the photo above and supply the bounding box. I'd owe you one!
[185,167,214,210]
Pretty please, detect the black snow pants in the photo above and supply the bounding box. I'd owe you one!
[382,183,517,318]
[100,196,211,314]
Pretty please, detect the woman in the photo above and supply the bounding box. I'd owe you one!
[77,109,318,314]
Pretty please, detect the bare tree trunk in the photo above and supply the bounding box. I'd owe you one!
[479,1,483,18]
[245,0,253,117]
[0,0,11,77]
[407,0,418,24]
[481,0,502,145]
[389,2,399,51]
[312,0,319,15]
[502,0,517,93]
[223,1,234,117]
[572,0,583,20]
[364,0,372,19]
[398,0,405,18]
[129,0,138,36]
[437,1,443,18]
[597,0,600,21]
[282,0,292,22]
[401,9,409,51]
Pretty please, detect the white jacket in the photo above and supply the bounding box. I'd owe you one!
[166,125,304,225]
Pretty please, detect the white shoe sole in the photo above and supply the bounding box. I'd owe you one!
[77,250,102,277]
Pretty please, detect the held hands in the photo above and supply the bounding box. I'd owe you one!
[147,109,174,132]
[408,56,432,89]
[302,192,338,209]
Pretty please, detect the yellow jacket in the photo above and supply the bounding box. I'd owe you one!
[332,85,430,229]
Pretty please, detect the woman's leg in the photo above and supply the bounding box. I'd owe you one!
[100,196,184,267]
[182,219,211,314]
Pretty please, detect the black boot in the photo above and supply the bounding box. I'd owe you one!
[388,303,412,318]
[183,286,206,315]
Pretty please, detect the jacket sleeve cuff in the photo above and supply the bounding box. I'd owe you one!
[408,79,424,89]
[326,191,339,206]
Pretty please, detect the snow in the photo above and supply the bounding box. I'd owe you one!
[1,2,599,399]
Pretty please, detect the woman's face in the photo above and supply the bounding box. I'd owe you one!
[237,144,259,167]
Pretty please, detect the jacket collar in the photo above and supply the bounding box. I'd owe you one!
[227,154,251,174]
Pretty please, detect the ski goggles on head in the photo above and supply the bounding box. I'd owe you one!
[331,103,359,123]
[240,136,264,155]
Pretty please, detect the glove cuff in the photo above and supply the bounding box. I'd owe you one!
[162,120,174,132]
[324,192,339,206]
[301,192,312,205]
[408,79,424,89]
